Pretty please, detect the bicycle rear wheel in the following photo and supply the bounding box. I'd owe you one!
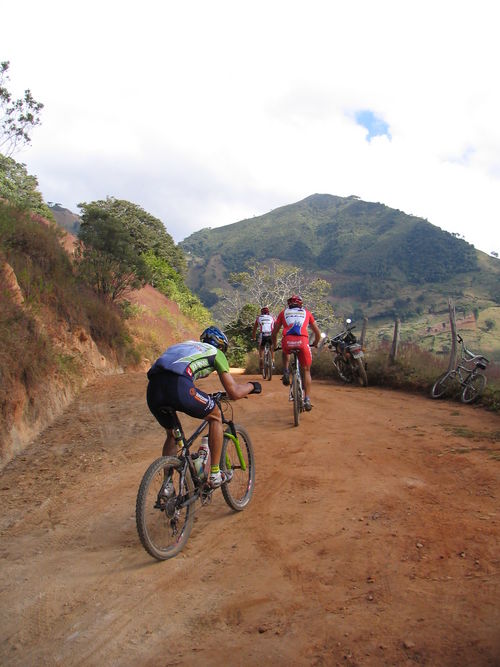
[354,358,368,386]
[265,346,272,381]
[221,425,255,510]
[431,371,455,399]
[292,366,301,426]
[461,372,486,404]
[136,456,195,560]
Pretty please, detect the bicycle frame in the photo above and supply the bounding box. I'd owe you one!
[168,393,248,497]
[136,391,256,560]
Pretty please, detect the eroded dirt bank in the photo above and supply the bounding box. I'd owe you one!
[1,372,499,666]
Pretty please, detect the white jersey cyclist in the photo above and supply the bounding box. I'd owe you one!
[252,311,275,345]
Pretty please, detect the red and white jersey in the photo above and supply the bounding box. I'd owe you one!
[255,313,275,335]
[276,307,315,337]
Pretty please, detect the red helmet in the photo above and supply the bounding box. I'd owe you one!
[261,306,270,315]
[287,294,303,308]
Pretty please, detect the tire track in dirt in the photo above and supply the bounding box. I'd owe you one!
[1,372,499,666]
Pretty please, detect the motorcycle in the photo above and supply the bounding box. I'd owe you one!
[321,319,368,386]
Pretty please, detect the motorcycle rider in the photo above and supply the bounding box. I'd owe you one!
[146,326,261,488]
[272,295,321,411]
[251,306,276,372]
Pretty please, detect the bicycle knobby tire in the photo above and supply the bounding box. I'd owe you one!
[136,455,195,561]
[221,425,255,510]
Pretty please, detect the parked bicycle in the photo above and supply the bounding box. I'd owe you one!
[136,391,255,561]
[431,334,489,404]
[262,340,273,381]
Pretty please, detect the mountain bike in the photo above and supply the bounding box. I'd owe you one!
[289,349,304,426]
[275,345,304,426]
[262,340,273,381]
[136,392,255,561]
[431,334,489,404]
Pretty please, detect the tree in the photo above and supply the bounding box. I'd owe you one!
[0,154,54,219]
[219,262,338,332]
[1,62,44,156]
[78,197,185,274]
[75,205,150,301]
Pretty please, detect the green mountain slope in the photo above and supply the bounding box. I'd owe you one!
[181,193,500,320]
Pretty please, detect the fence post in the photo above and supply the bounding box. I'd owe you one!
[389,318,400,363]
[360,317,368,347]
[447,298,457,372]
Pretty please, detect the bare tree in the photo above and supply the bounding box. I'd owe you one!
[220,262,338,330]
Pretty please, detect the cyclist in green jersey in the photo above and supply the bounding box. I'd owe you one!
[147,326,261,487]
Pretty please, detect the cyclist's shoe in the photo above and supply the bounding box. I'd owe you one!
[282,370,290,386]
[209,469,233,488]
[162,480,175,498]
[304,397,312,412]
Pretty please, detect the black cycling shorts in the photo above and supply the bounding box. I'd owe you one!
[259,335,273,349]
[146,372,216,429]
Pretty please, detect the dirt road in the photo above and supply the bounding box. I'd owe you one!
[1,372,499,666]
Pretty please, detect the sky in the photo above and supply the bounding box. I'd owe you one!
[2,0,500,255]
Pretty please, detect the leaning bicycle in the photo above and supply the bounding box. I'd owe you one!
[262,340,273,381]
[136,392,255,561]
[431,334,489,404]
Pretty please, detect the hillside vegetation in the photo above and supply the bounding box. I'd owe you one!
[0,157,208,467]
[181,193,500,357]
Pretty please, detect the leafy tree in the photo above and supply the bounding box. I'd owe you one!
[75,205,150,301]
[0,154,54,220]
[78,197,185,274]
[1,61,44,156]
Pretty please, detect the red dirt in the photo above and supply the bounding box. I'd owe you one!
[1,372,499,666]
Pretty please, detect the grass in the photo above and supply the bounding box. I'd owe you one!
[244,339,500,413]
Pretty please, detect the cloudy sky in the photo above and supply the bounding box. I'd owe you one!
[2,0,500,255]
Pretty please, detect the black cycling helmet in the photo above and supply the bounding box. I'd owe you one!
[287,294,303,308]
[200,326,229,353]
[261,306,270,315]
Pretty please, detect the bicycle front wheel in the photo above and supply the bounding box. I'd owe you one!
[221,425,255,510]
[136,456,195,561]
[462,372,486,404]
[431,371,455,399]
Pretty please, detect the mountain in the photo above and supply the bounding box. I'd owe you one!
[180,194,500,321]
[48,203,81,234]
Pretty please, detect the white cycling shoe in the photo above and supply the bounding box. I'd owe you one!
[209,470,233,488]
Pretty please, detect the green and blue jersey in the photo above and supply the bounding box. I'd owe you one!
[148,341,230,380]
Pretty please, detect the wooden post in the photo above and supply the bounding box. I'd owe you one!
[389,318,400,363]
[360,317,368,347]
[447,298,457,371]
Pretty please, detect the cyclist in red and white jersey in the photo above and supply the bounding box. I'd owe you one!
[251,306,276,372]
[272,294,321,411]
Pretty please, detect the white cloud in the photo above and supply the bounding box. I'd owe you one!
[2,0,500,254]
